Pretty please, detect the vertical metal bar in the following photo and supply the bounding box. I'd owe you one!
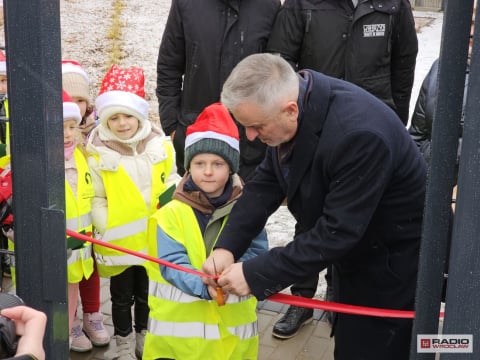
[3,0,68,357]
[441,4,480,359]
[410,0,473,358]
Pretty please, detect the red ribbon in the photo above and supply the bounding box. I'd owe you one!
[66,229,216,280]
[66,229,444,319]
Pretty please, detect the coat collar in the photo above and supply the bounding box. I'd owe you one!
[287,70,331,200]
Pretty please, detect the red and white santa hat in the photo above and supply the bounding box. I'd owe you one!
[95,64,149,126]
[62,60,90,100]
[184,102,240,172]
[63,90,82,125]
[0,50,6,75]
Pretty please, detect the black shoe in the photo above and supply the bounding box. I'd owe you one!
[272,306,314,339]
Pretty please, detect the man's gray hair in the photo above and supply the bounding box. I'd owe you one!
[221,53,299,113]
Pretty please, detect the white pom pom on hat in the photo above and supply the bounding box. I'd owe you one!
[63,89,82,125]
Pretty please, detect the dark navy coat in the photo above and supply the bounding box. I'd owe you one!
[216,70,427,359]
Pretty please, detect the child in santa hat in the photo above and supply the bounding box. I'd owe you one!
[143,102,268,360]
[86,64,179,359]
[62,60,97,145]
[62,60,110,353]
[62,89,96,347]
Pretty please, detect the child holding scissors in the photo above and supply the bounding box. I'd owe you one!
[143,102,268,360]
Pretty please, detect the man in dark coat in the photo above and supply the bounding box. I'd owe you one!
[266,0,418,335]
[203,54,426,360]
[267,0,417,125]
[156,0,280,179]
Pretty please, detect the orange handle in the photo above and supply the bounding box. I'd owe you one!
[216,286,225,306]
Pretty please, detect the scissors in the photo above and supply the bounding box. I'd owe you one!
[212,258,225,306]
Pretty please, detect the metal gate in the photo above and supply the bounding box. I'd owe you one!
[412,0,444,10]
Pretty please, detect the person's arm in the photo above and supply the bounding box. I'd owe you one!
[390,0,418,125]
[266,0,304,69]
[1,306,46,360]
[156,0,186,136]
[408,59,439,165]
[87,155,108,235]
[157,225,211,299]
[236,131,395,299]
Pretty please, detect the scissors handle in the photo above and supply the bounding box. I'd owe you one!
[212,257,225,306]
[216,286,225,306]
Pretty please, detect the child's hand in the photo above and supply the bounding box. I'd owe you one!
[2,226,13,241]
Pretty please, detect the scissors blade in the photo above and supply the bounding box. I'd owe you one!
[212,257,218,276]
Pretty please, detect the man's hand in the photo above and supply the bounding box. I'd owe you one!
[217,262,252,297]
[202,248,234,291]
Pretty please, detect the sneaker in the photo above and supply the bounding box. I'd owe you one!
[272,305,314,339]
[104,332,136,360]
[70,318,92,352]
[135,329,147,358]
[83,312,110,346]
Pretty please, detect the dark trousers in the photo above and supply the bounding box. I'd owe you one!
[110,265,149,336]
[334,314,413,360]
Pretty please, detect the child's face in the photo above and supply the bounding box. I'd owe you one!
[189,153,230,198]
[71,96,88,117]
[63,119,78,146]
[0,75,7,95]
[107,113,139,140]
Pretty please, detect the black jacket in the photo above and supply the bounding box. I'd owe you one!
[408,59,465,175]
[266,0,418,124]
[215,71,426,359]
[157,0,280,178]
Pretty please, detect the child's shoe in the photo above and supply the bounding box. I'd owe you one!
[135,330,147,358]
[70,317,92,352]
[83,312,111,346]
[104,332,136,360]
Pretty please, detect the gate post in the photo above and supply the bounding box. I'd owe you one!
[3,0,68,357]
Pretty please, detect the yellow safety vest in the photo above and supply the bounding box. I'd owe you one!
[4,98,8,146]
[94,142,174,277]
[0,98,9,146]
[6,148,95,286]
[65,148,95,283]
[143,201,259,360]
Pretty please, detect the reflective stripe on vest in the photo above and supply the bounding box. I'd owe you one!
[66,212,92,231]
[68,245,92,265]
[101,217,147,242]
[95,247,147,267]
[148,281,258,340]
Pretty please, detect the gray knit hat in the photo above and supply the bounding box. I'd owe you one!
[184,102,240,173]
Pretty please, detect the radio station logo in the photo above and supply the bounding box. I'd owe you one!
[417,335,472,353]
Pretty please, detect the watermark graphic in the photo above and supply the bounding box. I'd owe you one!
[417,335,473,353]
